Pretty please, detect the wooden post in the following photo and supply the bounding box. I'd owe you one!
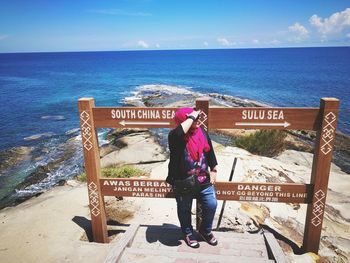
[302,98,339,253]
[78,98,109,243]
[195,98,210,230]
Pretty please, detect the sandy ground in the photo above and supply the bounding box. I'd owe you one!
[0,130,177,263]
[0,171,179,263]
[0,182,111,263]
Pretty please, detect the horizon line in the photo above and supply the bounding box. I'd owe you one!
[1,45,349,54]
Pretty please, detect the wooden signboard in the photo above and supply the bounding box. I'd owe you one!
[78,97,339,256]
[209,107,320,130]
[100,178,312,203]
[93,107,178,128]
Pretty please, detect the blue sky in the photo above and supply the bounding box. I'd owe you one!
[0,0,350,52]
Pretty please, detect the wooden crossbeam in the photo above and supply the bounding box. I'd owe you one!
[100,178,312,204]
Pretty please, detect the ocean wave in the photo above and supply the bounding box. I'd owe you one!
[0,76,45,85]
[65,128,80,135]
[23,132,55,141]
[41,115,65,121]
[123,91,143,106]
[73,129,110,146]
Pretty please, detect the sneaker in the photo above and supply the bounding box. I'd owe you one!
[184,233,200,248]
[199,231,218,246]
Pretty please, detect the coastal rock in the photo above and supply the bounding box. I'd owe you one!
[219,146,350,262]
[0,146,33,176]
[333,132,350,174]
[208,93,268,107]
[240,202,270,226]
[5,136,81,205]
[137,87,350,174]
[287,253,320,263]
[15,165,50,190]
[213,129,314,153]
[284,132,313,152]
[99,144,119,158]
[100,129,167,168]
[23,132,55,141]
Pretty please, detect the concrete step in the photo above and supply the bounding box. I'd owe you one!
[134,228,266,246]
[117,225,275,263]
[120,247,275,263]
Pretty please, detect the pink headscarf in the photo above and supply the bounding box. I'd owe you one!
[174,108,210,161]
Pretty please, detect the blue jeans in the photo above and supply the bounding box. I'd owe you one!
[175,185,217,235]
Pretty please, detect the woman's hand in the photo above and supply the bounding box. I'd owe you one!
[181,110,201,134]
[210,170,217,185]
[188,110,200,119]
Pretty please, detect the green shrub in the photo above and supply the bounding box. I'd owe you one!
[234,130,287,157]
[77,166,147,182]
[77,173,88,182]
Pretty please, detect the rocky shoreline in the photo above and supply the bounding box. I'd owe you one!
[0,131,83,209]
[0,88,349,262]
[1,87,349,210]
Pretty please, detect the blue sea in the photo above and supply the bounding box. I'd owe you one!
[0,47,349,206]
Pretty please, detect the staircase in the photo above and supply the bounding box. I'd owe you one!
[105,224,286,263]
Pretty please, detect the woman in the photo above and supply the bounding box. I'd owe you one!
[167,107,218,248]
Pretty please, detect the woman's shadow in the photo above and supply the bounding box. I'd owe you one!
[72,216,182,246]
[143,223,183,247]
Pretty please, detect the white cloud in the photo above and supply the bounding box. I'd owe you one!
[88,9,151,17]
[288,22,309,36]
[309,8,350,35]
[155,43,160,48]
[347,33,350,38]
[252,39,259,44]
[270,39,281,45]
[137,40,149,48]
[288,22,309,42]
[217,38,234,46]
[203,41,209,47]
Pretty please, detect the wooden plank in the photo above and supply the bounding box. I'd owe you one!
[92,105,321,130]
[303,98,339,253]
[263,231,287,263]
[209,107,320,130]
[104,224,140,263]
[78,98,109,243]
[100,178,173,198]
[215,182,311,203]
[100,178,312,204]
[93,107,178,128]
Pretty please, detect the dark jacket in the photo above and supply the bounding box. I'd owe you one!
[166,125,218,185]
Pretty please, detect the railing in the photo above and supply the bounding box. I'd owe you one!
[78,97,339,254]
